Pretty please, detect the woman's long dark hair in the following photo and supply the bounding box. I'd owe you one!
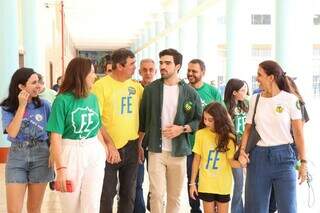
[199,102,236,152]
[259,60,291,93]
[224,78,249,118]
[0,68,41,113]
[287,76,304,104]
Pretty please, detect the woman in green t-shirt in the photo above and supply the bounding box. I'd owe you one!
[47,57,108,213]
[224,78,249,213]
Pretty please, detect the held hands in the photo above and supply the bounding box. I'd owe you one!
[162,125,184,139]
[189,184,198,200]
[18,90,29,108]
[106,143,121,164]
[238,149,250,168]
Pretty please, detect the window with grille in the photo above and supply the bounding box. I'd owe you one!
[313,47,320,57]
[314,14,320,25]
[251,75,259,93]
[251,14,271,25]
[251,46,271,58]
[312,75,320,97]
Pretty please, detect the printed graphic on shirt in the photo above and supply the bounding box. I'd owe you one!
[233,107,246,137]
[128,86,136,95]
[205,149,220,171]
[275,104,284,113]
[120,86,137,114]
[234,115,246,135]
[35,114,43,122]
[200,99,207,108]
[71,107,99,139]
[20,113,46,141]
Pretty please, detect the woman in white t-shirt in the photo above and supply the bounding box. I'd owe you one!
[238,60,307,213]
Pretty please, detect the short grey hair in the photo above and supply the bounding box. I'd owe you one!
[140,58,155,67]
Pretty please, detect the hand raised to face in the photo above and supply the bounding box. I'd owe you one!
[18,90,30,108]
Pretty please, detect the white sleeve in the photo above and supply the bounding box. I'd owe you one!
[289,95,302,120]
[246,94,258,124]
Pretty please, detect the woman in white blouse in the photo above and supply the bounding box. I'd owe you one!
[238,60,307,213]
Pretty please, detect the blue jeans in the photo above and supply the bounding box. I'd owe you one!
[133,163,146,213]
[245,144,297,213]
[187,153,201,213]
[231,168,244,213]
[269,186,277,213]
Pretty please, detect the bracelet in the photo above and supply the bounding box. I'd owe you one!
[189,183,196,186]
[56,166,67,171]
[183,125,188,133]
[300,159,307,164]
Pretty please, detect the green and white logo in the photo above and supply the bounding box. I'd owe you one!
[71,107,99,139]
[184,101,193,113]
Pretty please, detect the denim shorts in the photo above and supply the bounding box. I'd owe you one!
[5,141,54,184]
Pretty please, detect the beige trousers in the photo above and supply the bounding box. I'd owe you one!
[148,151,186,213]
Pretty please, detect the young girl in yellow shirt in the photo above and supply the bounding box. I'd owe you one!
[189,102,241,213]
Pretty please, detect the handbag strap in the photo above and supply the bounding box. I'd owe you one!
[252,94,260,125]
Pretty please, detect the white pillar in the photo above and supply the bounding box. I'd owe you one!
[275,0,313,100]
[164,11,179,49]
[22,0,43,72]
[226,0,251,80]
[179,0,198,79]
[0,0,19,148]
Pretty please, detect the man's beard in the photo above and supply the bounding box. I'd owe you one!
[188,76,201,84]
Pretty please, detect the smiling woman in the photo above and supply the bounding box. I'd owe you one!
[46,57,107,213]
[239,60,308,213]
[0,67,54,213]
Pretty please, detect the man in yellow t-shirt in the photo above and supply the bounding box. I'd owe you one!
[92,48,143,213]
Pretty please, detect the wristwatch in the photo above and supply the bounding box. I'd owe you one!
[183,125,188,133]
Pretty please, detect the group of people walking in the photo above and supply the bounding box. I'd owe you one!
[1,47,308,213]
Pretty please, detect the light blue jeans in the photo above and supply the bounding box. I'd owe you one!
[231,168,244,213]
[245,144,297,213]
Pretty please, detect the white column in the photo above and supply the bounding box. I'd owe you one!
[179,0,198,79]
[22,0,43,72]
[148,21,157,59]
[142,27,149,58]
[155,13,165,60]
[226,0,251,80]
[275,0,313,101]
[197,0,221,83]
[0,0,19,148]
[164,11,179,49]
